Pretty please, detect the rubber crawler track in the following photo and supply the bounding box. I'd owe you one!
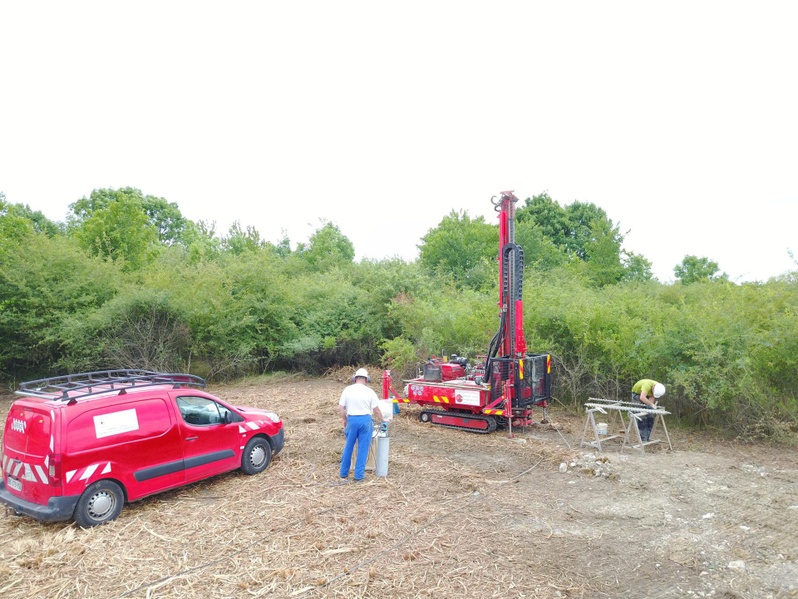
[419,409,498,434]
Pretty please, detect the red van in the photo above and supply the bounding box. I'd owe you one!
[0,370,284,527]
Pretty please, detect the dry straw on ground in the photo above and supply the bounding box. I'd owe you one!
[0,372,580,598]
[2,371,797,598]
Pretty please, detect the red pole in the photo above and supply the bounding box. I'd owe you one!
[382,370,391,400]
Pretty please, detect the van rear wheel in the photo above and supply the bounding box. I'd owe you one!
[241,436,272,474]
[75,480,124,527]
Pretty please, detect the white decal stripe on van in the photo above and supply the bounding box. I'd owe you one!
[23,464,36,482]
[238,425,247,434]
[246,422,258,431]
[101,462,112,475]
[34,465,48,483]
[1,455,7,470]
[12,462,23,477]
[66,470,76,483]
[81,463,99,481]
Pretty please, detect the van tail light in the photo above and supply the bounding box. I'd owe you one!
[48,454,62,485]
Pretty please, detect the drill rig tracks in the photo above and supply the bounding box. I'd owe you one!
[418,408,498,434]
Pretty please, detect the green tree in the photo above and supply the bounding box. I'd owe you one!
[70,187,189,245]
[418,210,497,290]
[295,221,355,271]
[0,197,61,237]
[517,193,650,284]
[72,194,160,271]
[564,201,620,260]
[275,231,292,258]
[622,251,654,282]
[581,217,626,286]
[516,193,571,249]
[222,221,265,255]
[1,196,35,249]
[181,220,222,262]
[514,219,569,271]
[0,233,119,377]
[517,194,624,261]
[140,196,189,245]
[674,255,727,284]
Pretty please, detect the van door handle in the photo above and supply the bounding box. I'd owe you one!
[185,436,198,441]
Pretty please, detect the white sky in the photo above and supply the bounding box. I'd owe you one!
[1,1,796,283]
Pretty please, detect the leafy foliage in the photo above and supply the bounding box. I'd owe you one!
[70,193,160,271]
[418,210,498,290]
[0,232,119,379]
[386,282,498,361]
[58,289,190,373]
[674,255,728,284]
[70,187,189,245]
[294,221,355,271]
[2,186,796,439]
[0,198,60,237]
[222,221,267,255]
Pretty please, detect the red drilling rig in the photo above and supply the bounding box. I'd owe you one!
[383,191,551,434]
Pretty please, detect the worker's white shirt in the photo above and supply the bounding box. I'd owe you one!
[339,383,380,416]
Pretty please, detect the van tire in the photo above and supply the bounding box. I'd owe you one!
[74,480,124,527]
[241,436,272,475]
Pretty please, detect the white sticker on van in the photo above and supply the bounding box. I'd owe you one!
[94,409,139,439]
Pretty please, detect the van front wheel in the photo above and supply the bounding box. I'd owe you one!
[75,480,124,527]
[241,436,272,474]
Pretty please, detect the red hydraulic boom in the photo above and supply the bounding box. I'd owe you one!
[384,191,551,434]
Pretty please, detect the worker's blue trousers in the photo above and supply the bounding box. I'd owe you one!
[340,415,372,480]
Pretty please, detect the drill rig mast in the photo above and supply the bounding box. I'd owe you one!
[385,191,551,434]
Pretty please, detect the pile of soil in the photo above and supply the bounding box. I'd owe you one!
[0,374,796,598]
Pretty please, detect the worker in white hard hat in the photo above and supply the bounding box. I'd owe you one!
[338,368,386,481]
[631,379,666,443]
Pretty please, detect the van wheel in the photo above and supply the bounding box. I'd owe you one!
[74,480,124,527]
[241,436,272,475]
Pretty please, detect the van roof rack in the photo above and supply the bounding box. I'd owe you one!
[16,370,207,402]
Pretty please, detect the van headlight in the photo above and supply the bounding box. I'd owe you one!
[264,412,280,423]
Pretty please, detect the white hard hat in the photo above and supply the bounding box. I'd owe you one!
[653,383,666,398]
[354,368,370,381]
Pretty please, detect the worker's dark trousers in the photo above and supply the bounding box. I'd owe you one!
[631,393,655,442]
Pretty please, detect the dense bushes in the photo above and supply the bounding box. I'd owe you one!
[1,192,796,439]
[0,231,119,380]
[525,271,798,438]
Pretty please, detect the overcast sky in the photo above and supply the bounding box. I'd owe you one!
[1,1,796,283]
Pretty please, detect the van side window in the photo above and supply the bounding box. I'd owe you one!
[176,396,232,426]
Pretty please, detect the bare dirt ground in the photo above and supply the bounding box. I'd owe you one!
[1,374,797,599]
